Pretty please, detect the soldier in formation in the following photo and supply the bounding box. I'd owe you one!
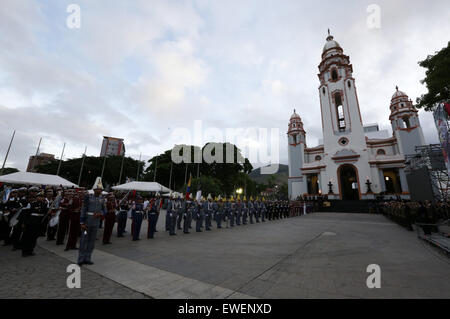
[1,181,312,262]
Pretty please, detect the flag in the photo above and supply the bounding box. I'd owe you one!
[445,102,450,117]
[2,187,11,203]
[185,173,192,200]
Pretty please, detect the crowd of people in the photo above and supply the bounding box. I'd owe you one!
[378,200,449,233]
[0,177,307,264]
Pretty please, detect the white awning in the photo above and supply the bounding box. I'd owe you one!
[0,171,78,188]
[112,181,171,193]
[88,189,109,195]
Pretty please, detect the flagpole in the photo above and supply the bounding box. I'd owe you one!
[153,154,158,182]
[78,146,87,186]
[168,161,173,190]
[56,142,66,176]
[118,153,125,185]
[0,130,16,176]
[100,155,107,179]
[136,153,141,181]
[31,137,42,172]
[184,163,188,190]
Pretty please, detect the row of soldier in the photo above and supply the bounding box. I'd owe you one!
[378,200,450,232]
[0,177,295,262]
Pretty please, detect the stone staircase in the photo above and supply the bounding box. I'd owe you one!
[318,200,375,214]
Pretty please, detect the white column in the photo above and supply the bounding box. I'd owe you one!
[379,169,386,192]
[398,168,409,193]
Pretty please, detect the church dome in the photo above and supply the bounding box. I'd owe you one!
[288,109,305,136]
[323,36,341,52]
[391,86,408,100]
[290,110,301,120]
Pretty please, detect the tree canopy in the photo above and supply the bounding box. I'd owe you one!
[0,167,19,176]
[416,41,450,111]
[143,142,256,196]
[35,156,144,190]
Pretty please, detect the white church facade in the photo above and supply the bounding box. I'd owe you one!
[288,32,426,200]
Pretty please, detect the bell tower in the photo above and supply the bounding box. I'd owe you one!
[287,109,307,199]
[318,31,366,154]
[389,87,426,155]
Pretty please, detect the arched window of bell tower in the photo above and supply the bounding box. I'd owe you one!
[334,93,346,131]
[402,116,411,129]
[331,69,338,81]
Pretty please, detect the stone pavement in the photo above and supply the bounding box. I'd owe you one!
[2,212,450,298]
[0,245,149,299]
[40,240,254,299]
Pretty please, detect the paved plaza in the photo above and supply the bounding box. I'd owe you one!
[1,212,449,298]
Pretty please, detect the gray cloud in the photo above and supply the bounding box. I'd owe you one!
[0,0,448,171]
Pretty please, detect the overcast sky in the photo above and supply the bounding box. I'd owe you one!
[1,0,449,172]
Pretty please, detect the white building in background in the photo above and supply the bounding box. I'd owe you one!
[100,136,125,157]
[288,32,426,200]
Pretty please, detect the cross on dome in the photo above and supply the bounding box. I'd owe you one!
[326,28,334,41]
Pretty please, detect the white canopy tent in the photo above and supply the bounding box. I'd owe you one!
[0,171,78,188]
[112,181,171,193]
[162,191,183,197]
[88,189,109,195]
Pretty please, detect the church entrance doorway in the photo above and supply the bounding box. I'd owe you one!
[338,164,360,200]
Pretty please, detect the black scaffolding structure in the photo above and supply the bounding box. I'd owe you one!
[405,144,450,202]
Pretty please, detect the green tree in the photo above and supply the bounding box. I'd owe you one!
[0,167,19,176]
[143,142,254,195]
[191,175,223,197]
[277,183,288,200]
[416,41,450,111]
[35,156,144,189]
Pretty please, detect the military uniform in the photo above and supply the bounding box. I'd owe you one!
[204,198,213,231]
[183,202,193,234]
[1,190,19,244]
[103,195,117,244]
[170,197,181,235]
[242,201,248,225]
[56,192,71,245]
[147,200,158,238]
[0,199,8,241]
[10,189,32,250]
[77,180,106,265]
[254,200,260,223]
[117,199,130,237]
[235,200,242,226]
[65,191,82,250]
[260,200,266,222]
[248,200,255,224]
[224,199,231,228]
[229,200,235,227]
[176,198,184,230]
[165,198,172,231]
[45,190,60,241]
[194,202,203,232]
[131,199,145,240]
[216,198,223,229]
[20,193,47,256]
